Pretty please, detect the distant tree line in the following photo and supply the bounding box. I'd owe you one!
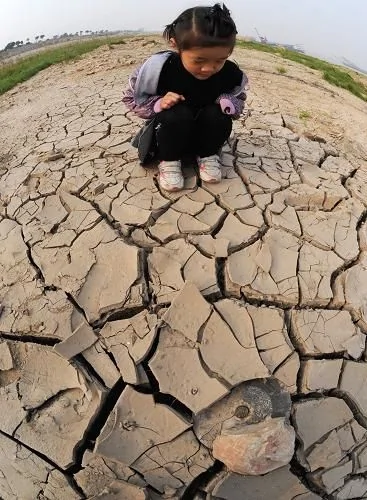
[3,30,111,51]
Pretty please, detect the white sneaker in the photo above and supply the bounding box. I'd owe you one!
[199,155,222,183]
[158,161,184,192]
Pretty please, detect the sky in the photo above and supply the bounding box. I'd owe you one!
[1,0,367,69]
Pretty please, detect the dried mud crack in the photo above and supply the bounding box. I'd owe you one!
[1,36,367,499]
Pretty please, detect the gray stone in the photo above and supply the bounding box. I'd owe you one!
[194,378,292,450]
[212,417,295,475]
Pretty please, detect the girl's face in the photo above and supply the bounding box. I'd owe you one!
[175,44,232,80]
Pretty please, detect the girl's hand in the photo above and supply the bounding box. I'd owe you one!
[161,92,185,110]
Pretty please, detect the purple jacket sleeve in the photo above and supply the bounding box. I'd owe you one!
[122,66,163,119]
[216,72,249,119]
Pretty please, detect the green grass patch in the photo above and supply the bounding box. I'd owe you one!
[238,40,367,102]
[0,36,126,95]
[276,66,287,74]
[299,110,311,120]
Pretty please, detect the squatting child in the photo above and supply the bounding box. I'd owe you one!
[123,3,248,192]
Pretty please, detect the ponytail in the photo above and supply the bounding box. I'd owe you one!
[162,3,237,50]
[163,22,176,42]
[206,3,238,38]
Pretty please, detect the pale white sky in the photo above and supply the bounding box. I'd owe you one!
[1,0,367,69]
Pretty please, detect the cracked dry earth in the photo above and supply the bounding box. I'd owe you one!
[1,37,367,500]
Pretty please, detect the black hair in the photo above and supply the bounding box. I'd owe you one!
[163,3,237,51]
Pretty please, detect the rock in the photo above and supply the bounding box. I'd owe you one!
[94,386,190,465]
[212,417,295,475]
[194,378,292,450]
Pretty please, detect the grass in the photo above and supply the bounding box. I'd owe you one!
[0,36,126,95]
[2,36,367,103]
[299,110,311,120]
[238,40,367,102]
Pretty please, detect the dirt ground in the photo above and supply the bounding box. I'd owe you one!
[1,37,367,499]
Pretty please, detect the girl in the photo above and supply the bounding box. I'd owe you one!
[123,3,248,192]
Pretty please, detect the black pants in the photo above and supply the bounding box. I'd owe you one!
[155,102,232,161]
